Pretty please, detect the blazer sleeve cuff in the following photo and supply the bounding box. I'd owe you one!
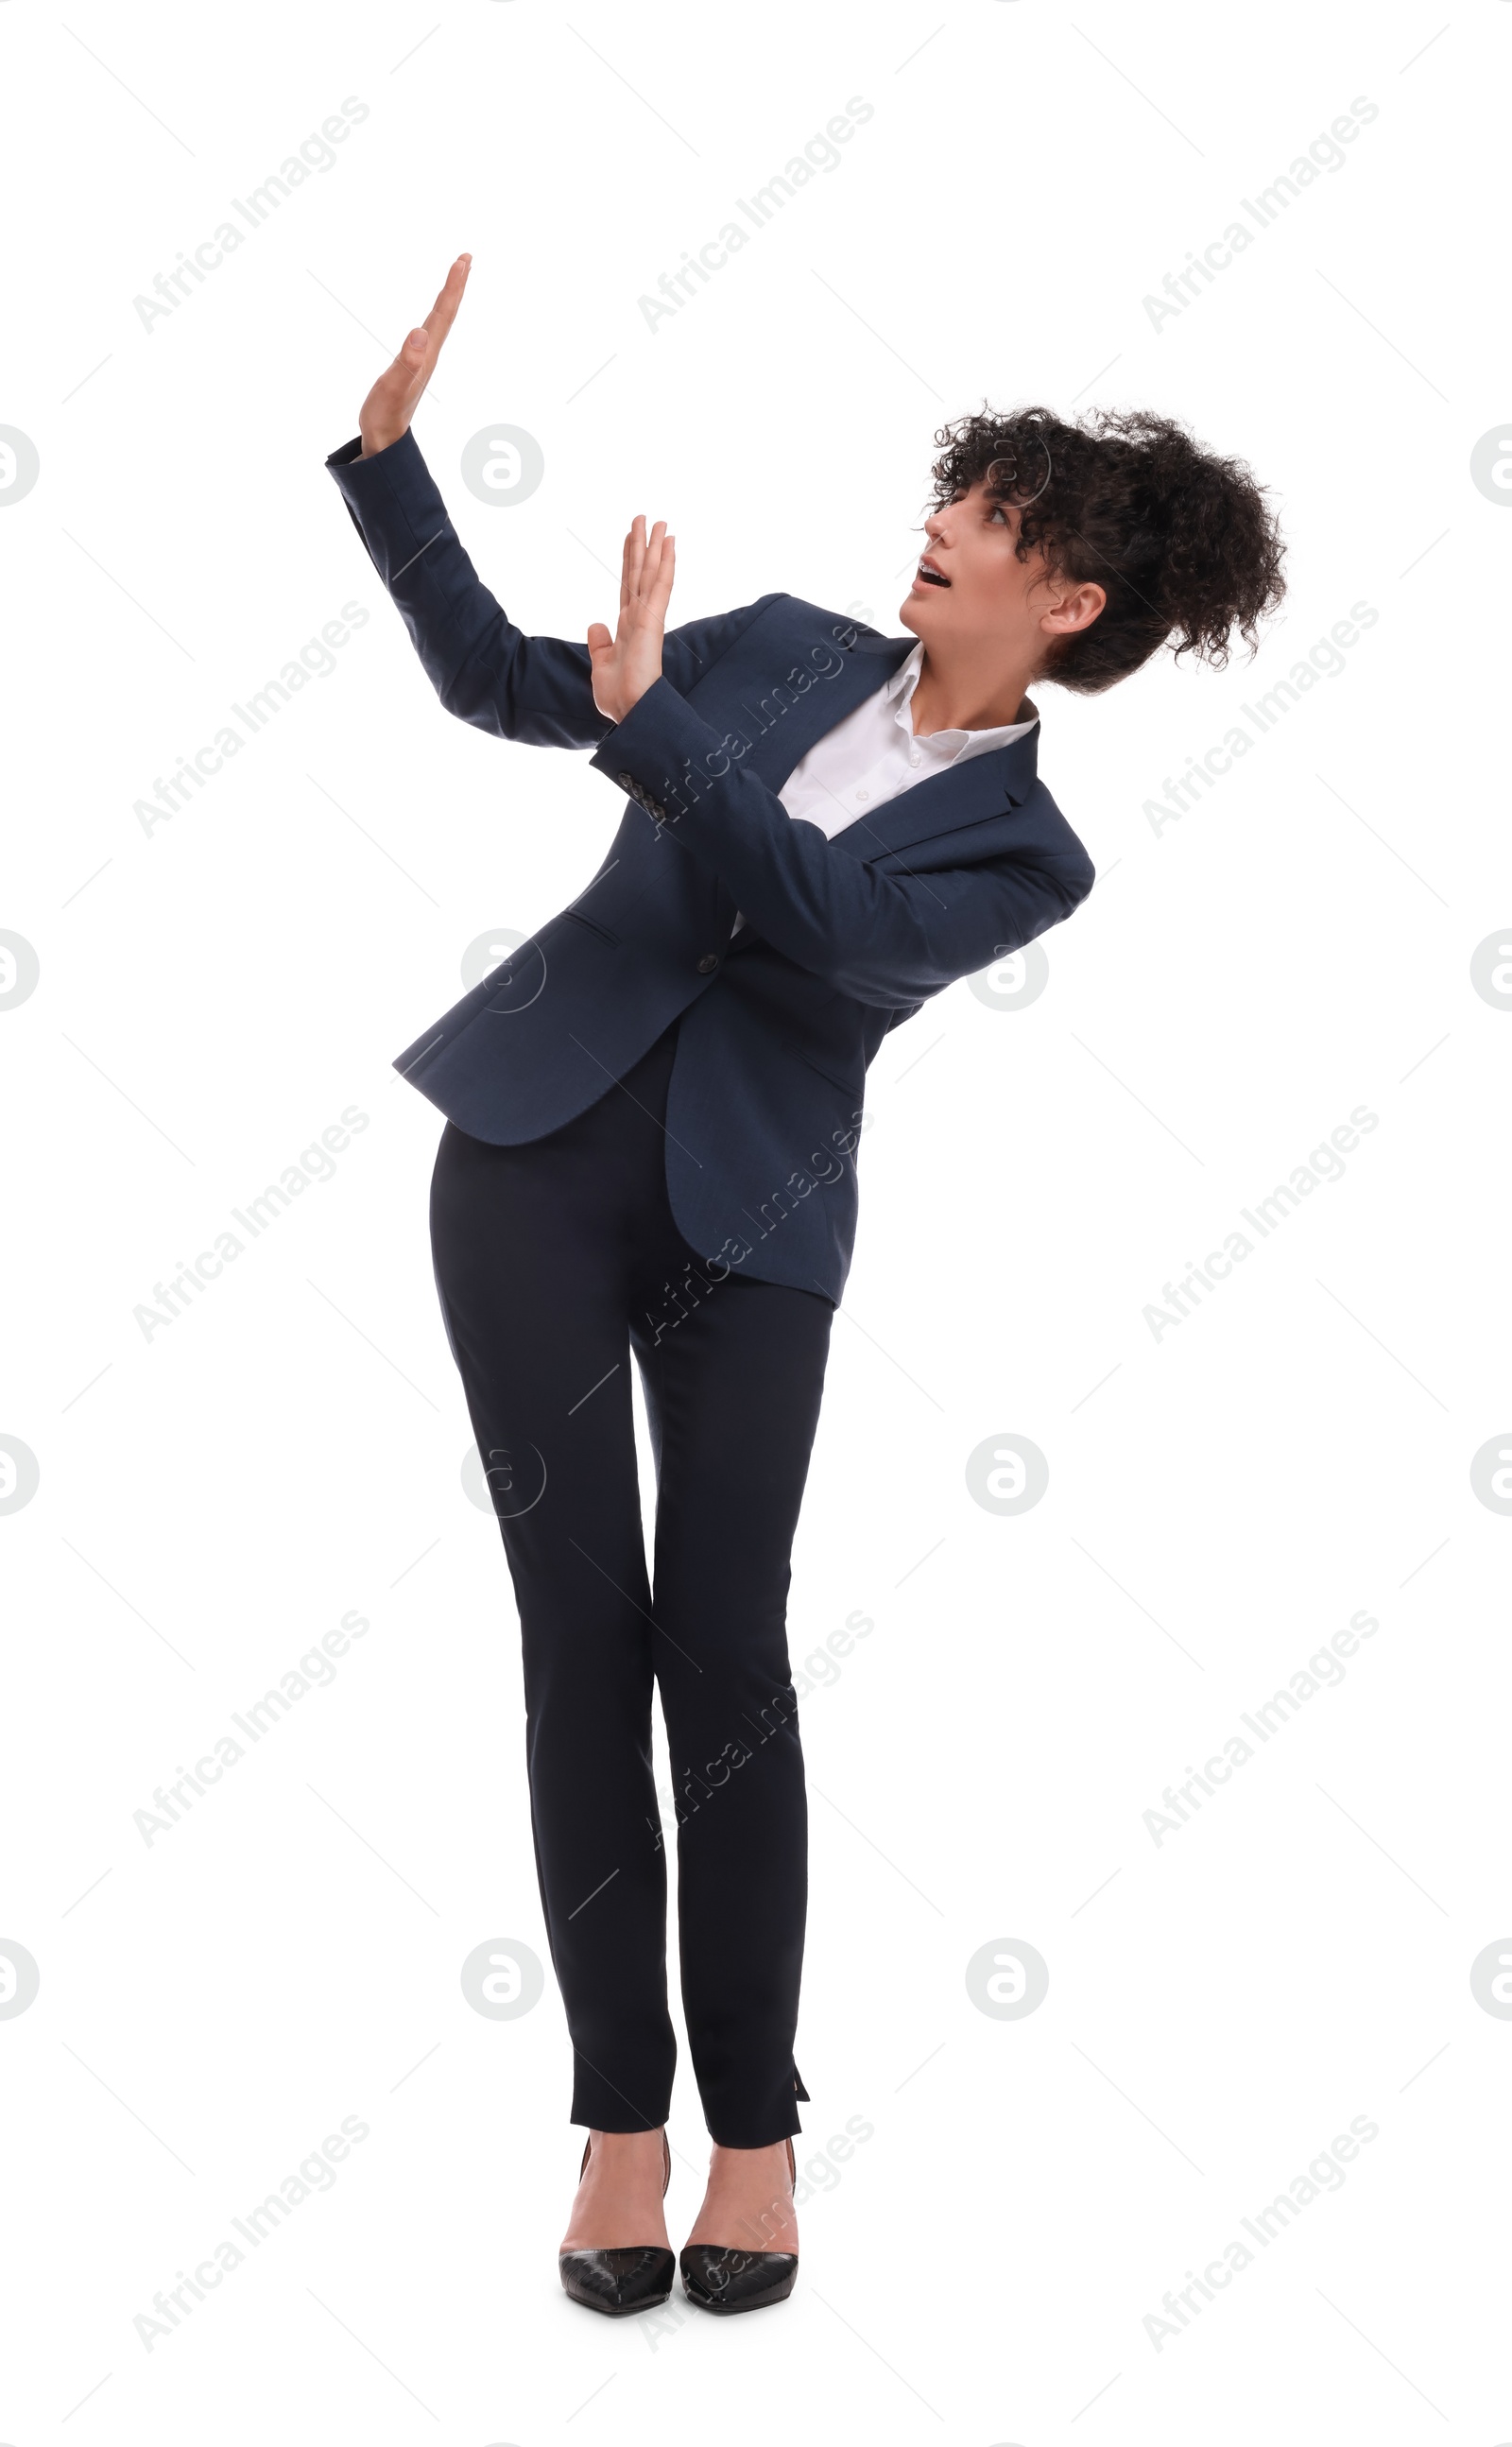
[324,428,447,585]
[587,675,730,820]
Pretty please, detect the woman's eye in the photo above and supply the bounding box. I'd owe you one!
[988,505,1008,525]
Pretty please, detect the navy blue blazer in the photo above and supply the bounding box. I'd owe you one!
[326,431,1096,1303]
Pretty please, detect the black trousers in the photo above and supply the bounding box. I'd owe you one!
[429,1019,834,2147]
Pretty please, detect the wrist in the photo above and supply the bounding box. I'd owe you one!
[599,681,650,727]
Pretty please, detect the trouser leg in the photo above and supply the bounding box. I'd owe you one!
[428,1097,676,2130]
[631,1265,834,2146]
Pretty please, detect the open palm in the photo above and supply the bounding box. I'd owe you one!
[588,516,676,725]
[354,253,674,725]
[358,253,471,458]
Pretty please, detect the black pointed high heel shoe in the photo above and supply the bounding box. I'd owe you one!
[679,2136,799,2315]
[558,2130,675,2317]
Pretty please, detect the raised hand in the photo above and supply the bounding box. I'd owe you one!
[587,517,677,725]
[358,253,471,458]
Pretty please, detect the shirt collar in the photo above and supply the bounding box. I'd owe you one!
[885,641,1040,764]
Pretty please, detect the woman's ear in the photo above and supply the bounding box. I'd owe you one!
[1040,577,1107,639]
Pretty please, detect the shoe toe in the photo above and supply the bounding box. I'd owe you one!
[558,2246,676,2316]
[679,2244,798,2314]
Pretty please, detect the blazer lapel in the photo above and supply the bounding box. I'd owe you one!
[827,717,1040,861]
[688,602,1041,896]
[687,608,915,792]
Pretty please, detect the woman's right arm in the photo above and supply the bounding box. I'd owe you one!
[328,424,615,750]
[328,255,616,750]
[329,255,782,753]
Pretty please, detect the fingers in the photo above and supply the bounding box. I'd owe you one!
[652,532,676,613]
[624,519,663,612]
[619,517,641,618]
[421,252,472,346]
[640,521,662,594]
[359,325,427,448]
[632,524,672,630]
[382,322,425,386]
[611,515,675,640]
[387,254,469,418]
[628,516,652,601]
[357,258,468,457]
[593,518,674,721]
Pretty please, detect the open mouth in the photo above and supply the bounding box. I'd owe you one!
[916,557,951,588]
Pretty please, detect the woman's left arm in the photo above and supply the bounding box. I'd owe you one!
[589,676,1095,1007]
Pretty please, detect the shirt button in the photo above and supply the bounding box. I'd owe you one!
[855,787,869,803]
[909,749,920,766]
[696,953,719,974]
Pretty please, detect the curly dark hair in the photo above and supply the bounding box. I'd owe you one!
[927,405,1287,694]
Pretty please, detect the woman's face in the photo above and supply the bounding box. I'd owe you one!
[900,483,1105,664]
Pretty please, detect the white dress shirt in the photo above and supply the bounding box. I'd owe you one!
[731,642,1038,934]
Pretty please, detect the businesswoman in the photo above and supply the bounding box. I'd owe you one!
[328,256,1284,2316]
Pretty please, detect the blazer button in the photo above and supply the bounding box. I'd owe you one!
[615,770,634,789]
[696,953,719,974]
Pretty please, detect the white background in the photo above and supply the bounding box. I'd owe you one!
[2,1,1507,2438]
